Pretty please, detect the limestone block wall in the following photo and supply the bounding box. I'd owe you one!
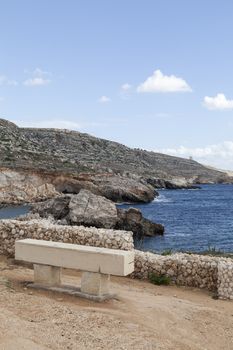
[218,261,233,300]
[134,250,233,299]
[0,219,134,256]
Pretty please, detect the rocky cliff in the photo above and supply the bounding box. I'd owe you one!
[0,118,231,183]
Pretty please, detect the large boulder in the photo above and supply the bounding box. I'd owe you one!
[116,207,164,237]
[68,189,118,228]
[92,175,156,203]
[32,195,71,220]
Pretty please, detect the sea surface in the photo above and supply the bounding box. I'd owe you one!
[0,205,30,219]
[120,184,233,253]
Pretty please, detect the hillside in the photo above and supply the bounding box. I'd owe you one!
[0,118,230,183]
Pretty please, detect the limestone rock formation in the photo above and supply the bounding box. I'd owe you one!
[146,177,201,190]
[116,208,164,237]
[32,196,71,220]
[0,169,59,204]
[52,174,156,203]
[0,168,157,205]
[31,190,164,237]
[91,175,156,203]
[68,189,118,228]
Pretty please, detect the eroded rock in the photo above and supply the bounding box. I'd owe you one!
[31,190,164,237]
[68,189,118,228]
[32,196,71,220]
[116,208,164,237]
[92,175,156,203]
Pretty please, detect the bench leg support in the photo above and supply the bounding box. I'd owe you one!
[34,264,61,286]
[29,267,116,302]
[81,272,110,296]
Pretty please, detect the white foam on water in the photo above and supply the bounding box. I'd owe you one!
[153,194,172,203]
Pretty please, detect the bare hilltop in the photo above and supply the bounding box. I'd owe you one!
[0,118,230,184]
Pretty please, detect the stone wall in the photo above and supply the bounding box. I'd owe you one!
[134,250,233,299]
[218,261,233,300]
[0,219,134,256]
[134,250,219,291]
[0,218,232,299]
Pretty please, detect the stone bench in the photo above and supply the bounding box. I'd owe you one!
[15,239,134,301]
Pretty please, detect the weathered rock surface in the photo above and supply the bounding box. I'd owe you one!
[32,196,71,220]
[0,168,156,205]
[0,169,59,204]
[91,175,156,203]
[146,177,201,190]
[68,189,118,228]
[52,174,156,203]
[116,208,164,237]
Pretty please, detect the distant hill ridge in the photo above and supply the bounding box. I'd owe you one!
[0,118,230,183]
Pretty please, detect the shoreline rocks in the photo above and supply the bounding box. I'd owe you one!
[31,190,164,237]
[116,208,164,237]
[91,175,157,203]
[146,177,201,190]
[68,190,118,228]
[0,168,157,205]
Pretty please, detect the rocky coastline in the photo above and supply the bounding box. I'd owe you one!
[1,117,233,247]
[30,189,164,238]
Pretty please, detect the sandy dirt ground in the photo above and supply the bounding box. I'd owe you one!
[0,256,232,350]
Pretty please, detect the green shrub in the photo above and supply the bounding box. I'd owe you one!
[161,249,173,256]
[148,273,171,286]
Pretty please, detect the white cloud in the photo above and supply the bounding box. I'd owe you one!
[23,68,51,87]
[0,75,18,86]
[156,141,233,170]
[137,69,192,93]
[120,83,132,100]
[24,77,50,86]
[203,93,233,110]
[121,83,132,91]
[98,95,111,103]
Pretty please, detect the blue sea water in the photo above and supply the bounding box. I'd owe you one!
[119,184,233,253]
[0,205,30,219]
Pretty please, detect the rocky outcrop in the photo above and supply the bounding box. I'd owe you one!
[0,168,156,205]
[146,177,201,190]
[32,190,163,237]
[91,175,156,203]
[32,196,70,220]
[68,190,118,228]
[0,169,59,204]
[116,208,164,237]
[53,174,156,203]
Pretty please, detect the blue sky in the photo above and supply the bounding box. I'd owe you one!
[1,0,233,169]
